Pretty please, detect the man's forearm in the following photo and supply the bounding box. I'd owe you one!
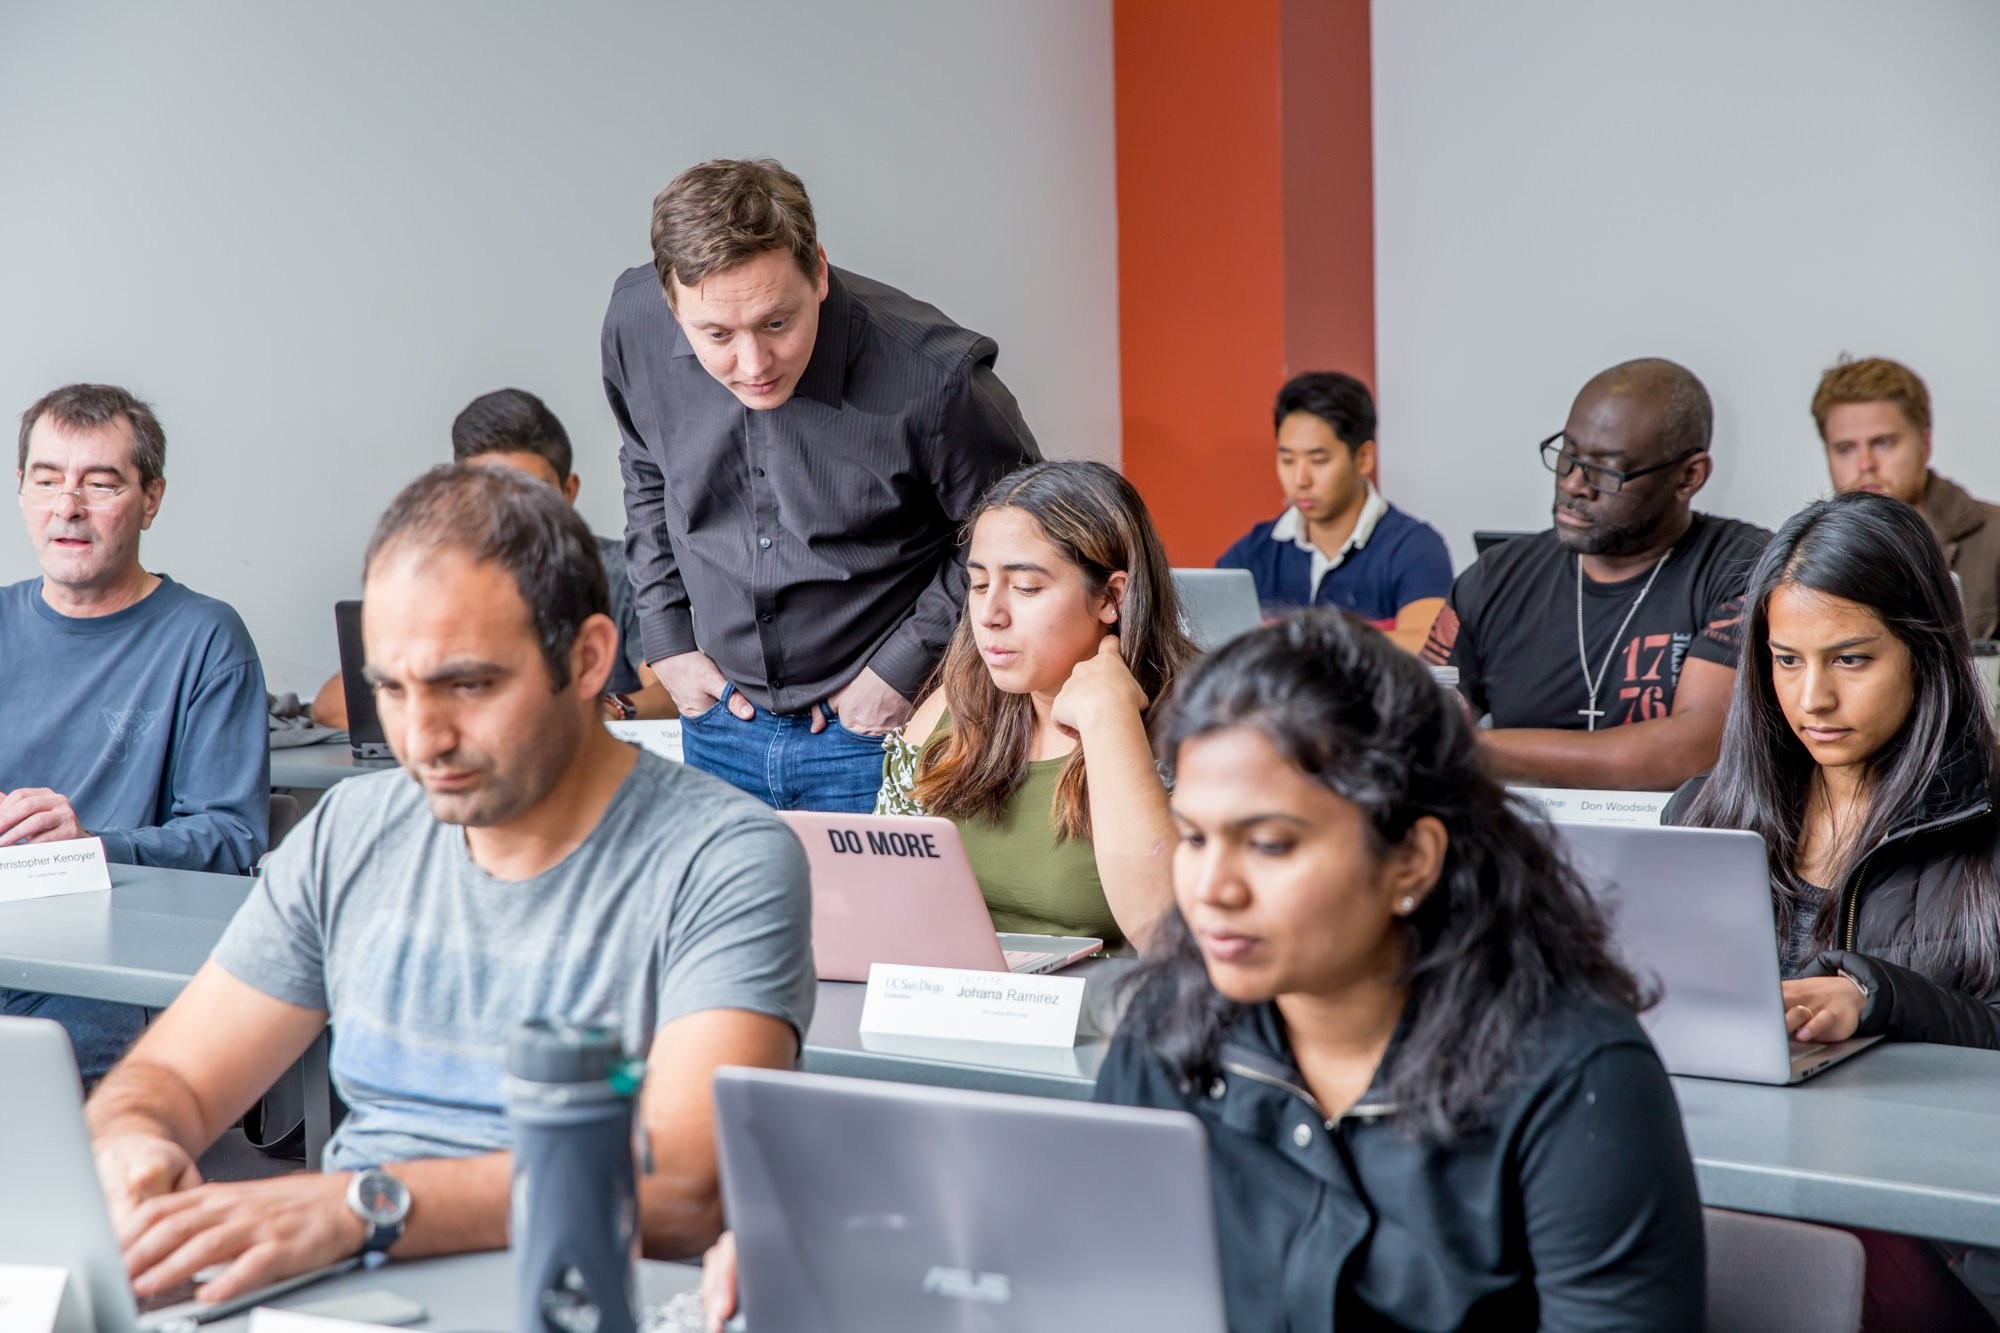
[391,1148,720,1260]
[1478,719,1713,791]
[88,1058,217,1154]
[637,1158,724,1260]
[1383,626,1434,654]
[389,1153,511,1257]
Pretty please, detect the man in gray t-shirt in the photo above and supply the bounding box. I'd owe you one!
[212,746,808,1169]
[86,466,811,1306]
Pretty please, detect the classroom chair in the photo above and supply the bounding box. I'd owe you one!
[268,792,305,852]
[1703,1207,1864,1333]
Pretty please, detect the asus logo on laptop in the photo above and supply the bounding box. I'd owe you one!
[921,1266,1012,1304]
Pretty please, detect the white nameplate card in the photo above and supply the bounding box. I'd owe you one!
[860,963,1086,1048]
[1511,787,1671,826]
[605,719,683,762]
[0,836,111,904]
[0,1265,68,1333]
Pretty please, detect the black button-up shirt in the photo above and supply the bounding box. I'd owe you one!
[1094,994,1705,1331]
[603,264,1039,713]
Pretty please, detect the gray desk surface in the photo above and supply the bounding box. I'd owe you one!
[0,864,250,1007]
[1676,1042,2000,1247]
[18,867,2000,1245]
[802,972,2000,1247]
[269,742,396,791]
[207,1253,699,1332]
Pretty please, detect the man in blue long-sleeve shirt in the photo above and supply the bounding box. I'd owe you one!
[2,383,268,1078]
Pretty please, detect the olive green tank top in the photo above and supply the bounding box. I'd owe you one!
[877,716,1122,950]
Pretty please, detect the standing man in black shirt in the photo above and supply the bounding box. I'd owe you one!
[604,159,1039,811]
[1422,358,1769,791]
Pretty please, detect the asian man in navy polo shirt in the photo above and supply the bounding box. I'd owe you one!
[1218,372,1452,651]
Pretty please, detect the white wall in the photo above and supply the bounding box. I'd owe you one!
[0,1,1118,693]
[1373,1,2000,571]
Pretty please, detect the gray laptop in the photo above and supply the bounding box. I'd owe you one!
[1473,529,1533,555]
[1172,568,1263,651]
[1554,823,1880,1084]
[334,599,390,760]
[0,1017,353,1333]
[714,1067,1228,1332]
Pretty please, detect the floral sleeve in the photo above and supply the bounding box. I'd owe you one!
[874,723,929,816]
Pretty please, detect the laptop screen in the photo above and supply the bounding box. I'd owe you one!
[334,600,390,759]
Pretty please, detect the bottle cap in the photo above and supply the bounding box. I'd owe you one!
[507,1018,627,1084]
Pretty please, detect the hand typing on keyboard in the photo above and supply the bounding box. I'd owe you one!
[1780,974,1866,1045]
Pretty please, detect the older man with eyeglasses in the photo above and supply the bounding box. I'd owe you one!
[1420,358,1771,791]
[2,383,268,1079]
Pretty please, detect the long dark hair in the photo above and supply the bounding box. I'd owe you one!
[913,461,1197,841]
[1680,491,2000,991]
[1121,610,1645,1143]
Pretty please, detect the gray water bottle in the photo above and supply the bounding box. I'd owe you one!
[506,1020,647,1333]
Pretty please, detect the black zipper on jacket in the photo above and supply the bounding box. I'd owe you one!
[1218,1057,1397,1128]
[1837,802,1993,951]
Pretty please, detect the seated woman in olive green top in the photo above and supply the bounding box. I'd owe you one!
[876,460,1196,950]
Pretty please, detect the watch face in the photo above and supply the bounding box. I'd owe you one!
[353,1170,410,1225]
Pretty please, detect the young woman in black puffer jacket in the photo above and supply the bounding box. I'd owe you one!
[1664,492,2000,1048]
[1665,490,2000,1330]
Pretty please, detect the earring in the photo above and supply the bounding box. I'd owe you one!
[1398,896,1416,915]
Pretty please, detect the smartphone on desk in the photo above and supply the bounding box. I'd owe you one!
[285,1289,428,1326]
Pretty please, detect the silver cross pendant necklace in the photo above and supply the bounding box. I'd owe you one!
[1575,551,1672,731]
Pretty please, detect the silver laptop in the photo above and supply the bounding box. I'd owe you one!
[1172,568,1263,651]
[0,1017,354,1333]
[714,1067,1228,1332]
[1554,823,1880,1084]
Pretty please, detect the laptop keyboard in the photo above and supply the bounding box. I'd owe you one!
[1004,950,1055,972]
[137,1278,201,1314]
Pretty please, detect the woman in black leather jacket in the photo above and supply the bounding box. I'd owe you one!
[1665,492,2000,1329]
[1665,492,2000,1050]
[1108,611,1704,1331]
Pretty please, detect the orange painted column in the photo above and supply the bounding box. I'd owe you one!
[1114,0,1376,565]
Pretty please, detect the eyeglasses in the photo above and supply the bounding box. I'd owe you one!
[17,481,130,510]
[1539,433,1702,495]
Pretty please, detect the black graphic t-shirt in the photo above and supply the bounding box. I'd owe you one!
[1421,514,1772,730]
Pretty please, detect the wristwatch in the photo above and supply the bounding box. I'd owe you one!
[346,1167,411,1261]
[602,691,637,721]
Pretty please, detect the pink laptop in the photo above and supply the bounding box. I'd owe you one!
[781,811,1104,983]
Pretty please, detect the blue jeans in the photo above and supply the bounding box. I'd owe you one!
[0,989,147,1084]
[680,685,887,812]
